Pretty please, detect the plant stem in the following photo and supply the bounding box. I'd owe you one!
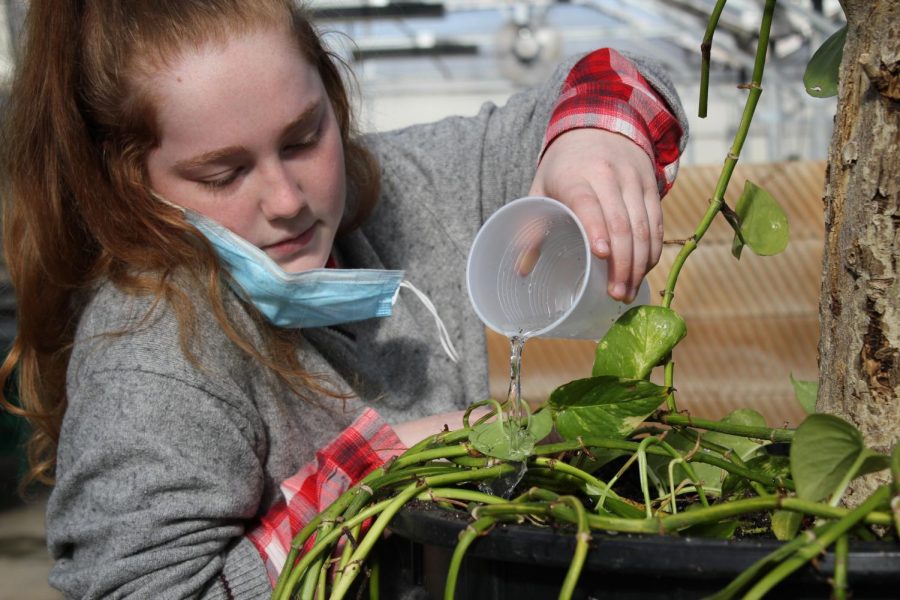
[891,444,900,537]
[664,360,677,412]
[675,426,770,497]
[661,0,775,312]
[655,437,711,508]
[555,496,591,600]
[390,444,471,470]
[529,457,643,518]
[330,465,516,600]
[699,0,728,118]
[273,481,373,599]
[832,534,849,600]
[705,525,828,600]
[444,516,496,600]
[743,486,891,600]
[368,553,380,600]
[655,413,795,443]
[371,464,462,491]
[829,451,868,507]
[533,437,794,491]
[276,498,393,600]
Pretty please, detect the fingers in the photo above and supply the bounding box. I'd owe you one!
[646,188,664,271]
[528,128,663,303]
[512,215,552,276]
[564,176,649,302]
[514,239,542,276]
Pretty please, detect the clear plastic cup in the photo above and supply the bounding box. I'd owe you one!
[466,196,648,340]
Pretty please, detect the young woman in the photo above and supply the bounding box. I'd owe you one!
[0,0,686,596]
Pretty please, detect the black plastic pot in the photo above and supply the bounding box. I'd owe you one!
[382,503,900,600]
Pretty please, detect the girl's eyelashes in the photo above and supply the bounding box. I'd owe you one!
[198,167,243,190]
[192,122,322,190]
[283,127,321,155]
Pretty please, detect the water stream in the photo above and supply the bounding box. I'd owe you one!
[478,331,533,498]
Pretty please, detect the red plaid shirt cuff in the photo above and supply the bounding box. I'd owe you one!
[246,408,405,586]
[543,48,684,196]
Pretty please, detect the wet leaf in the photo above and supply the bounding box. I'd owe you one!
[470,418,535,462]
[592,306,687,380]
[804,26,846,98]
[549,376,669,441]
[790,414,887,502]
[468,407,553,462]
[790,374,818,414]
[731,180,790,259]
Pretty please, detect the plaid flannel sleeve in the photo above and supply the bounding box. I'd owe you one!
[246,408,405,586]
[542,48,684,196]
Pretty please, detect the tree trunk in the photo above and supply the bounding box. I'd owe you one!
[818,0,900,505]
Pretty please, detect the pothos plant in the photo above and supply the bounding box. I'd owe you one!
[273,3,898,599]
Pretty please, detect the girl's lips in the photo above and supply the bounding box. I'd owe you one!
[262,224,317,260]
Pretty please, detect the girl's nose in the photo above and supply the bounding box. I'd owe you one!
[259,163,304,221]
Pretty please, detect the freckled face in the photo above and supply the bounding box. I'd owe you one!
[146,25,346,273]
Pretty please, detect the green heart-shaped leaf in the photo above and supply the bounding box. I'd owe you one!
[527,407,554,442]
[549,376,669,441]
[722,454,791,498]
[790,374,818,414]
[683,518,740,540]
[650,410,771,498]
[791,414,868,502]
[804,25,846,98]
[646,429,726,496]
[771,509,803,541]
[468,407,553,462]
[731,180,790,259]
[470,418,535,462]
[592,306,687,380]
[706,409,771,461]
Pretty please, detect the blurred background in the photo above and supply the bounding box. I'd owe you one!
[0,1,845,597]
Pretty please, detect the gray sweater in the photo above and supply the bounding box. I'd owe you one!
[46,54,687,599]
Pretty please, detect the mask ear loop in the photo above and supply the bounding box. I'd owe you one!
[399,281,461,363]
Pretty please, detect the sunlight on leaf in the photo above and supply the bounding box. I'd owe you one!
[804,25,846,98]
[592,306,687,380]
[549,376,669,441]
[790,414,887,502]
[528,407,554,442]
[790,374,818,414]
[469,406,553,462]
[731,180,790,259]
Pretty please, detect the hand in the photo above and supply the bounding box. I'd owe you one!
[528,128,662,303]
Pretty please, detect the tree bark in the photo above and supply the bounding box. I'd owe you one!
[818,0,900,505]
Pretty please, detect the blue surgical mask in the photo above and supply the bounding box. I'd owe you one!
[184,209,460,362]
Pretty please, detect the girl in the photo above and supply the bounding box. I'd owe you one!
[0,0,686,597]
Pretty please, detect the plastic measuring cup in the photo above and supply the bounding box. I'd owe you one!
[466,196,648,340]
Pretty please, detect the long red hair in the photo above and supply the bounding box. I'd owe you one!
[0,0,380,487]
